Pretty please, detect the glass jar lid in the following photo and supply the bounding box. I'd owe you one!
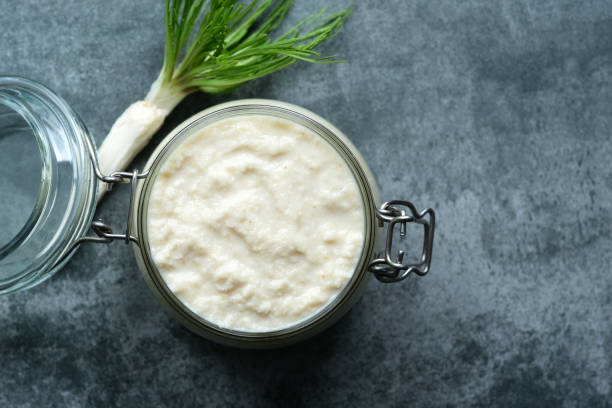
[0,77,97,294]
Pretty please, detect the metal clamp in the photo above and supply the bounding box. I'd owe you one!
[52,168,148,268]
[368,200,435,283]
[52,133,149,268]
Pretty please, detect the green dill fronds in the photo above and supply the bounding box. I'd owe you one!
[160,0,350,95]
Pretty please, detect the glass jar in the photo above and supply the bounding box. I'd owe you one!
[0,78,435,348]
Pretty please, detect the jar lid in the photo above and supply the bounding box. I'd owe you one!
[0,77,97,294]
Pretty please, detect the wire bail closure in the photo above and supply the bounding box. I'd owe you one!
[368,200,435,283]
[52,169,148,269]
[95,169,148,246]
[52,133,149,269]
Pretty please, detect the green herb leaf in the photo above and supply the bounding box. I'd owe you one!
[161,0,350,95]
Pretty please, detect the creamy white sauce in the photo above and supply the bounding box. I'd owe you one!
[147,115,364,332]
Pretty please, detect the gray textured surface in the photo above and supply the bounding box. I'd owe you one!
[1,0,612,406]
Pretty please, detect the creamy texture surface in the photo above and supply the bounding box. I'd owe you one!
[148,115,364,332]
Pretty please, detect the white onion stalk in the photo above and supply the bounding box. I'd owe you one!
[96,79,185,200]
[95,0,350,201]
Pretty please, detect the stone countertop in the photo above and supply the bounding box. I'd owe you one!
[1,1,612,406]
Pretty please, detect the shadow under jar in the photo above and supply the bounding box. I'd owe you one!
[0,77,435,349]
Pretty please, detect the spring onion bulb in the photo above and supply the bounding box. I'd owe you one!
[96,0,350,200]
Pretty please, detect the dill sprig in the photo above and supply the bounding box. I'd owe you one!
[160,0,350,94]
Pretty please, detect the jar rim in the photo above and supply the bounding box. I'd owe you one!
[131,99,380,346]
[0,76,97,294]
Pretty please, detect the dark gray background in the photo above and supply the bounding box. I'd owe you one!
[1,0,612,406]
